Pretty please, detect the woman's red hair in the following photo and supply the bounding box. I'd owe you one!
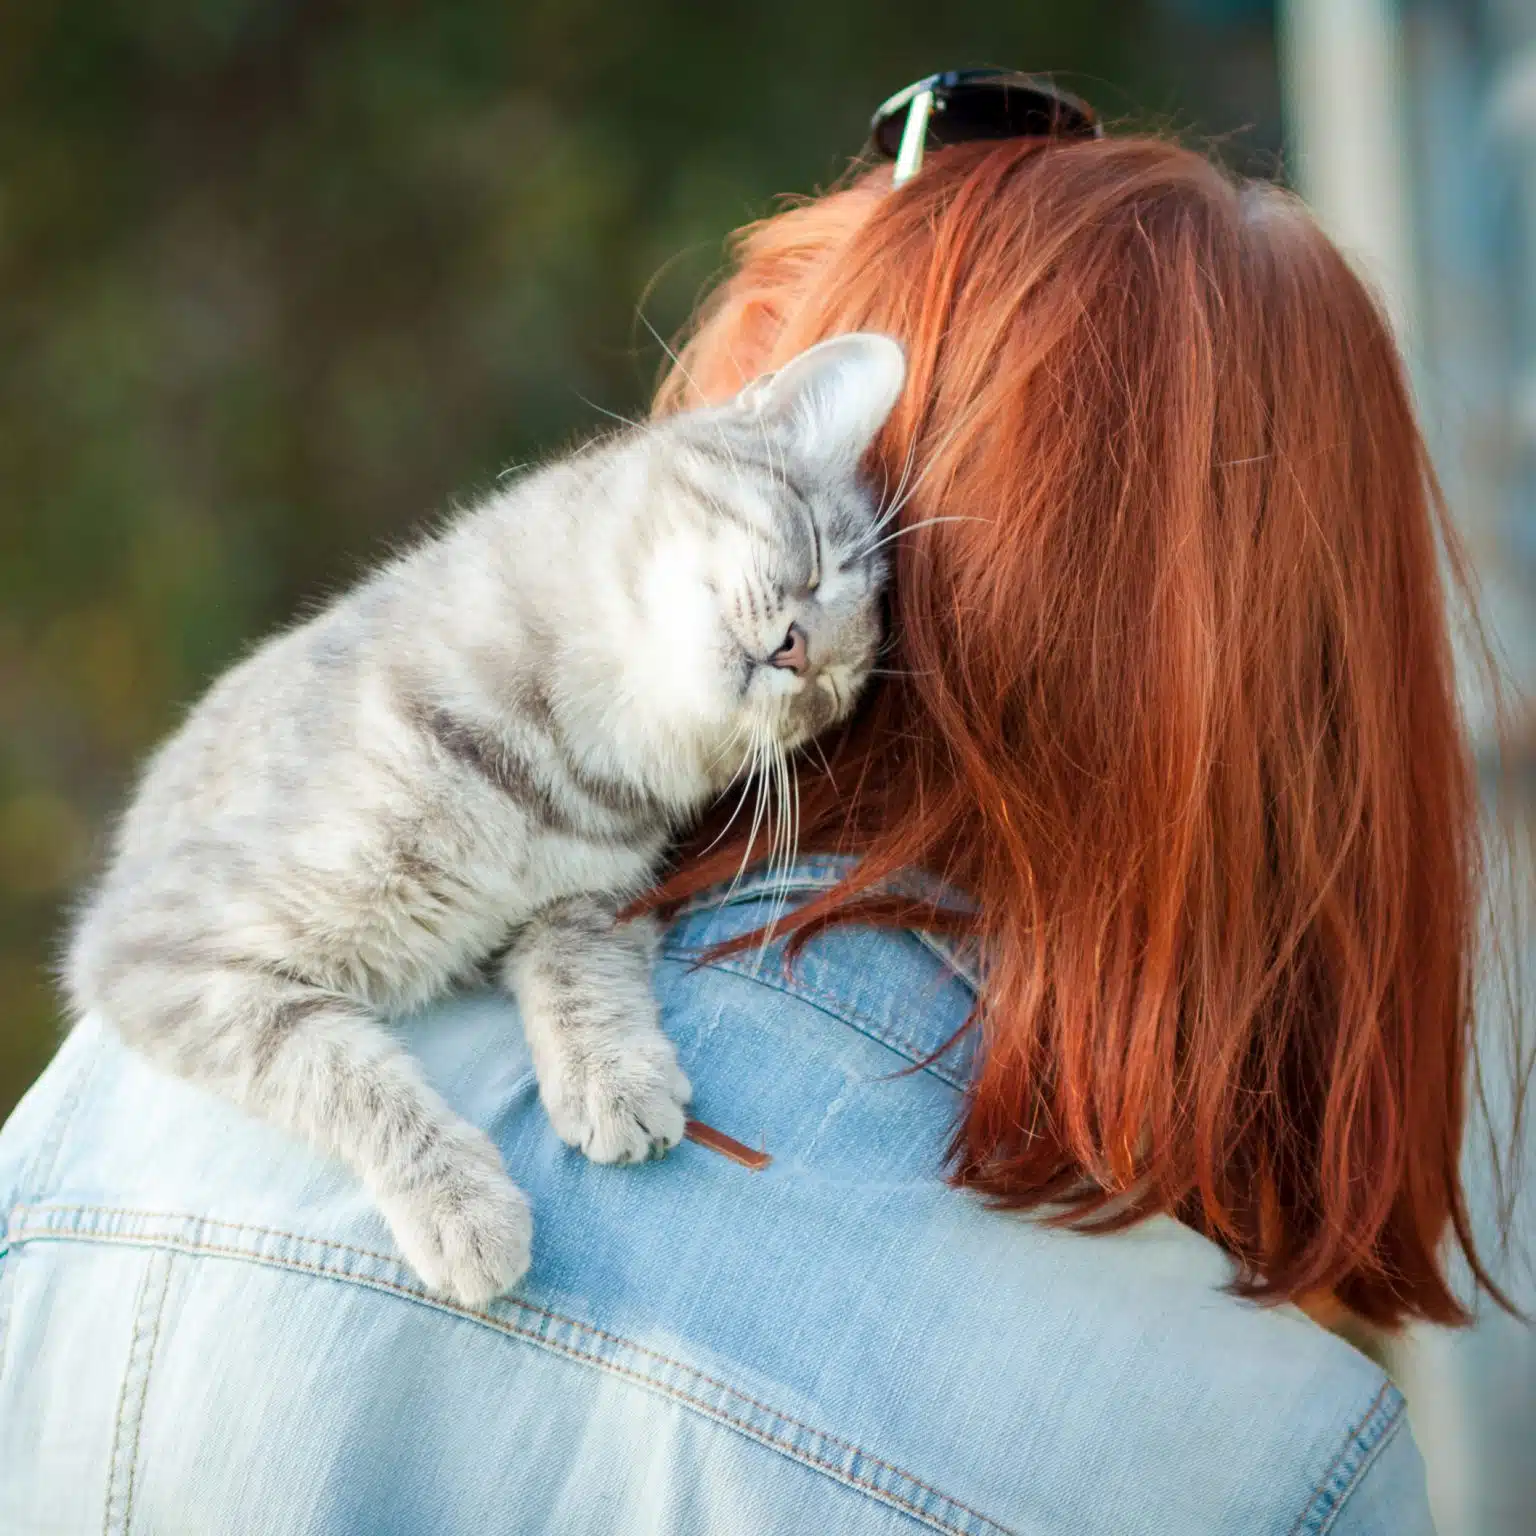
[655,137,1514,1328]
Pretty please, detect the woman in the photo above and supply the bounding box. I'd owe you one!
[0,72,1501,1532]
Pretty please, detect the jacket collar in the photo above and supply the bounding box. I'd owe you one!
[675,854,982,994]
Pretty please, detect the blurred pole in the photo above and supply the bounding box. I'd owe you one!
[1279,7,1536,1535]
[1276,0,1418,339]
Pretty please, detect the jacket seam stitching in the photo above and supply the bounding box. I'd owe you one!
[0,1246,10,1383]
[101,1262,149,1536]
[672,874,982,992]
[120,1253,173,1536]
[1285,1382,1400,1536]
[10,1212,1011,1536]
[103,1250,173,1536]
[15,1201,405,1267]
[17,1034,100,1206]
[1313,1407,1406,1536]
[670,954,969,1090]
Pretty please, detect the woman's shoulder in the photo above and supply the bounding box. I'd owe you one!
[0,869,1432,1535]
[657,874,1433,1533]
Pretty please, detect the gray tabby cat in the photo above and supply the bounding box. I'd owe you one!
[64,332,905,1307]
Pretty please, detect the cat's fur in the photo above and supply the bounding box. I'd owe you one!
[65,333,906,1306]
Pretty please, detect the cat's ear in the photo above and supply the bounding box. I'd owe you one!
[746,333,906,468]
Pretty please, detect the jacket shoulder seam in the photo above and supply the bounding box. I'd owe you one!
[9,1204,1014,1536]
[12,1028,102,1208]
[1287,1381,1407,1536]
[664,950,970,1090]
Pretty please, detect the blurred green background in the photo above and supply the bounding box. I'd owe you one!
[4,6,1535,1531]
[0,0,1283,1118]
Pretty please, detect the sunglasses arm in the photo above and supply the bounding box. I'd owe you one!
[891,87,935,187]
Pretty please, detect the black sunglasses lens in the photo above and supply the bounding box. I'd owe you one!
[871,77,1097,160]
[872,109,906,160]
[937,82,1096,145]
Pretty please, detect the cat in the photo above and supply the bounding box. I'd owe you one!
[64,332,906,1307]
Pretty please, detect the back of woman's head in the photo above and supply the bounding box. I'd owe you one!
[658,135,1503,1327]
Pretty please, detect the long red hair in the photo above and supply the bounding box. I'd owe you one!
[655,137,1512,1327]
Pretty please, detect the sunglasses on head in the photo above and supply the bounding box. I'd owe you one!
[870,69,1100,186]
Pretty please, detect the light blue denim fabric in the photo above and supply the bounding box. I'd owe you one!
[0,857,1434,1534]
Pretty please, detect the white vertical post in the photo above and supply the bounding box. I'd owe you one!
[1278,13,1536,1536]
[1276,0,1419,342]
[1275,5,1460,1530]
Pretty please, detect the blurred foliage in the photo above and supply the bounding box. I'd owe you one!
[0,0,1281,1116]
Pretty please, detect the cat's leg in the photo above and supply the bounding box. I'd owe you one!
[502,896,692,1163]
[69,914,531,1306]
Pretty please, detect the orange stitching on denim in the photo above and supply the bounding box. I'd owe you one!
[13,1216,1011,1536]
[698,955,969,1087]
[18,1193,992,1522]
[13,1203,404,1268]
[102,1258,151,1536]
[1286,1382,1395,1536]
[120,1253,172,1532]
[27,1197,974,1499]
[1313,1404,1404,1536]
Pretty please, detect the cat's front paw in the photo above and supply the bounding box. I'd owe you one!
[375,1134,533,1307]
[541,1026,692,1165]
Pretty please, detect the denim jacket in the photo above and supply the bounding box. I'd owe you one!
[0,858,1433,1534]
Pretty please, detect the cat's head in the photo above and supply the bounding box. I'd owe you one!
[637,333,906,792]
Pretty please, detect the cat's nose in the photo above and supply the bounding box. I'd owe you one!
[770,622,809,676]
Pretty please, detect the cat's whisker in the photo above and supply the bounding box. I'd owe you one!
[571,391,642,431]
[871,432,921,536]
[703,715,750,777]
[637,309,695,399]
[751,742,779,958]
[783,753,802,933]
[696,728,760,858]
[775,750,794,954]
[754,739,795,972]
[637,308,747,480]
[890,429,920,507]
[746,384,787,515]
[784,752,803,935]
[870,457,928,532]
[724,724,772,908]
[858,515,989,561]
[777,743,792,870]
[803,732,837,790]
[866,486,924,541]
[782,751,797,877]
[872,434,915,522]
[862,406,984,549]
